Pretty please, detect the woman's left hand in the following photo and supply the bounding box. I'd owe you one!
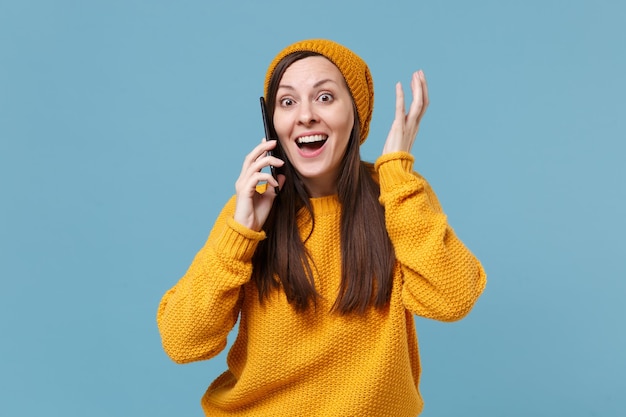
[382,70,429,155]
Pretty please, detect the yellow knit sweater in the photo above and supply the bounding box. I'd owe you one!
[157,152,486,416]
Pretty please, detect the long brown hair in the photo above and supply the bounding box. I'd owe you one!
[251,51,395,314]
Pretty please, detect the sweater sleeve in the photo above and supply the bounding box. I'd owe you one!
[157,195,265,363]
[375,152,486,322]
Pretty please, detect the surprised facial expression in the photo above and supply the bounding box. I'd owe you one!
[273,56,355,197]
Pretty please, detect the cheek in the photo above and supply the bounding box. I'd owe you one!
[272,113,290,141]
[272,114,293,160]
[337,111,355,143]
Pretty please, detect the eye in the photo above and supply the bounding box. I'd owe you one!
[318,93,333,103]
[279,97,295,107]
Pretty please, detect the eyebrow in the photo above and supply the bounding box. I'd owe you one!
[277,78,338,91]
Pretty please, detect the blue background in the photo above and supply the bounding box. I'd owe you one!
[1,1,624,415]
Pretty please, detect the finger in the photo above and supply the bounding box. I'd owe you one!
[267,174,286,196]
[419,70,429,111]
[414,71,429,125]
[237,140,281,190]
[407,71,424,124]
[254,138,279,158]
[238,171,278,194]
[242,139,279,170]
[247,154,284,176]
[395,82,405,124]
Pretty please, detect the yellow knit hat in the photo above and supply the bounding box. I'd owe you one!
[264,39,374,144]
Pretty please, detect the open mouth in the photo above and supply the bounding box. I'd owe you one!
[296,134,328,151]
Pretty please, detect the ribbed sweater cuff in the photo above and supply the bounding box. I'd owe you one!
[213,217,266,262]
[374,152,417,193]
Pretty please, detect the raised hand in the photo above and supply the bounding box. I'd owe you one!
[233,139,285,231]
[382,70,429,155]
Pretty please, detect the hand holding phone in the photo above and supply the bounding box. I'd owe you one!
[260,97,280,193]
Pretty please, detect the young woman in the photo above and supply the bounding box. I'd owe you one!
[157,39,486,416]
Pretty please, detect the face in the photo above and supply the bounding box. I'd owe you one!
[273,56,355,197]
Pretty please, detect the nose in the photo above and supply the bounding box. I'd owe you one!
[297,101,318,126]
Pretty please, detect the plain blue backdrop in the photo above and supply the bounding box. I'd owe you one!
[1,0,624,416]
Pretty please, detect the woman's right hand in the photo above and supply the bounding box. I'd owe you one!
[233,139,285,231]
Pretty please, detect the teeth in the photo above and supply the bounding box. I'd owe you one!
[297,134,327,144]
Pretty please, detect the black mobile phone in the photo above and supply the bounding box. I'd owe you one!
[259,96,279,193]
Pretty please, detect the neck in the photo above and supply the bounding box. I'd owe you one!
[301,174,338,198]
